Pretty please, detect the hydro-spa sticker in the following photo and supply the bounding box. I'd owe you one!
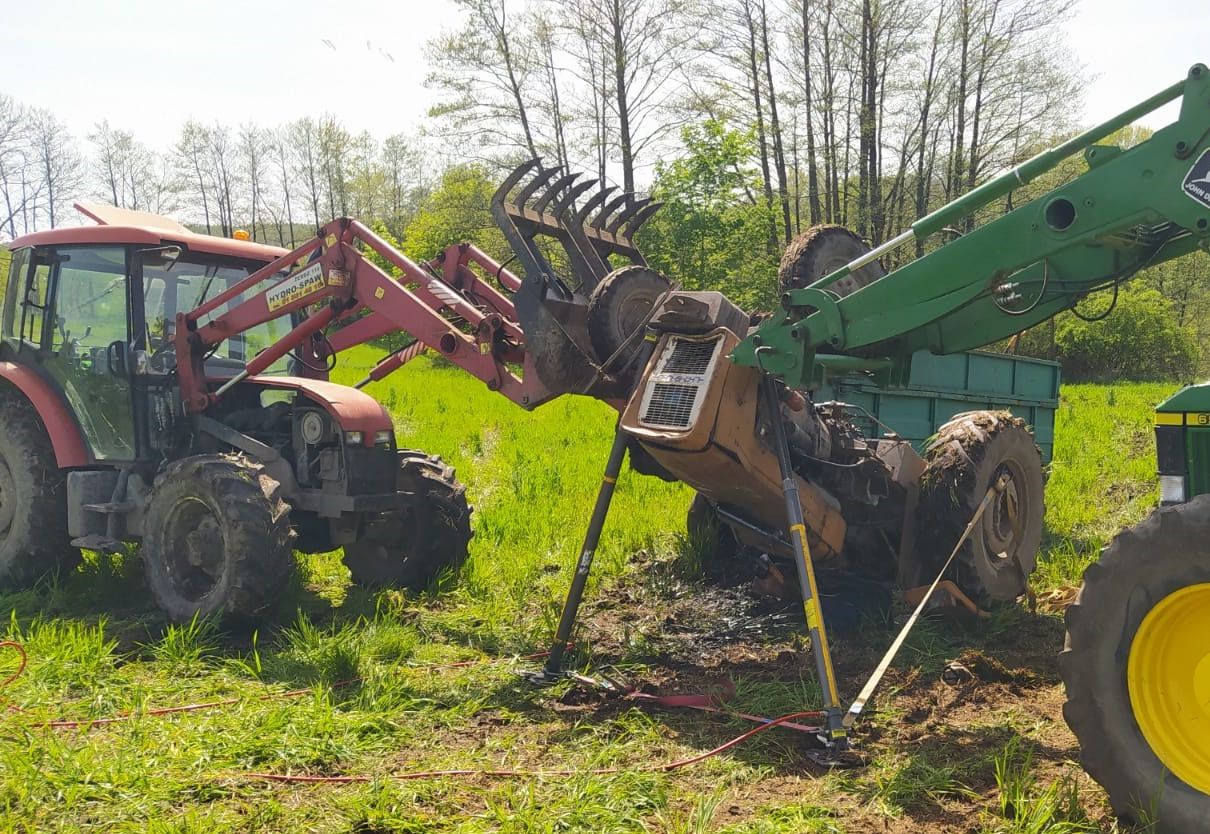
[267,262,325,312]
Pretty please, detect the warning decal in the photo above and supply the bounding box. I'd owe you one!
[1182,148,1210,209]
[266,262,326,312]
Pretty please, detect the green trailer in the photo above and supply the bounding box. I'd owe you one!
[817,349,1060,462]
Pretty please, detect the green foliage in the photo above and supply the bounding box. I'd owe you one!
[983,739,1096,833]
[640,120,780,311]
[1053,286,1198,382]
[400,164,507,262]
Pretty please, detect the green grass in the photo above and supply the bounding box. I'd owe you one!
[0,352,1174,832]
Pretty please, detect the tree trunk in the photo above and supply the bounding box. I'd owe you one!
[800,0,823,225]
[759,0,792,243]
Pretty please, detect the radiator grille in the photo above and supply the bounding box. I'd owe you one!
[637,335,724,431]
[661,338,718,375]
[641,383,700,428]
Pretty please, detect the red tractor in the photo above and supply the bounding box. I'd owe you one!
[0,205,470,621]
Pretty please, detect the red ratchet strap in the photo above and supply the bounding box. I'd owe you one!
[562,669,823,735]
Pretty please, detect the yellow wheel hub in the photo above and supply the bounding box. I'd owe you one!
[1128,582,1210,794]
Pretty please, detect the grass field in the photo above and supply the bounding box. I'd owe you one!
[0,350,1179,833]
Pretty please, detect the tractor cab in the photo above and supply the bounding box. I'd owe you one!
[1,205,293,462]
[0,205,471,622]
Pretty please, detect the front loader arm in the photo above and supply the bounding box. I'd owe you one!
[175,218,554,414]
[735,63,1210,389]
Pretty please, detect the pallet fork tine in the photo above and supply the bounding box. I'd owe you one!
[593,192,630,231]
[606,196,652,236]
[534,172,581,214]
[517,165,563,207]
[575,185,617,224]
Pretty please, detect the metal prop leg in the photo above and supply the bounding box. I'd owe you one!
[760,375,849,748]
[537,336,658,681]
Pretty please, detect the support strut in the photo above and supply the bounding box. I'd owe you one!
[760,375,849,748]
[535,336,658,681]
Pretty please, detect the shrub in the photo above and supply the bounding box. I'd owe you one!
[1055,286,1197,382]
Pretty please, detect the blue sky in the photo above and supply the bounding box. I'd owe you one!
[0,0,1202,149]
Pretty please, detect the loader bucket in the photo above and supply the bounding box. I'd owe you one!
[491,159,662,397]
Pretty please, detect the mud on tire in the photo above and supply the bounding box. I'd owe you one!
[0,390,78,587]
[143,454,294,622]
[918,411,1045,605]
[778,225,885,298]
[1060,497,1210,833]
[343,451,472,589]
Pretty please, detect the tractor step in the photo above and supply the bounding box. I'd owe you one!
[71,534,126,554]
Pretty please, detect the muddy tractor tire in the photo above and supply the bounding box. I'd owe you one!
[0,391,78,588]
[778,224,886,298]
[342,452,472,590]
[1061,497,1210,833]
[587,265,671,371]
[919,411,1044,605]
[143,454,294,622]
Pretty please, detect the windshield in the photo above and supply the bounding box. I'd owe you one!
[144,253,290,375]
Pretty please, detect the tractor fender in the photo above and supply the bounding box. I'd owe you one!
[246,376,393,445]
[0,361,90,468]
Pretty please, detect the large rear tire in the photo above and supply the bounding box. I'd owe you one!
[143,455,294,622]
[0,391,77,587]
[1061,497,1210,833]
[918,411,1044,604]
[778,225,885,298]
[343,452,472,589]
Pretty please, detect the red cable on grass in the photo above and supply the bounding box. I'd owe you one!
[3,640,829,786]
[232,710,826,785]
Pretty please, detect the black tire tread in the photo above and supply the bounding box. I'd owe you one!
[343,451,472,589]
[1060,496,1210,832]
[777,225,885,298]
[0,388,77,587]
[587,265,671,365]
[143,454,293,622]
[919,410,1045,604]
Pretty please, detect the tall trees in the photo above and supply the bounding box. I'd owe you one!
[0,95,34,238]
[426,0,541,161]
[570,0,693,193]
[26,109,81,229]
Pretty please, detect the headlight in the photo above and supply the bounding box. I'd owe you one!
[1159,474,1186,505]
[300,411,326,445]
[374,430,393,447]
[344,431,364,446]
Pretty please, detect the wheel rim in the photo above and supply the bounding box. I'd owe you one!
[0,457,15,538]
[616,290,660,343]
[982,460,1028,565]
[162,497,226,602]
[1127,582,1210,793]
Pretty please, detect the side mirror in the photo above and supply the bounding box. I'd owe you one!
[106,340,130,376]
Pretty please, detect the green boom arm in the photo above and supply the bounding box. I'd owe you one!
[733,63,1210,389]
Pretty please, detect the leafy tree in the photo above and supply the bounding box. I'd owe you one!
[639,120,779,311]
[401,165,507,261]
[1054,286,1198,382]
